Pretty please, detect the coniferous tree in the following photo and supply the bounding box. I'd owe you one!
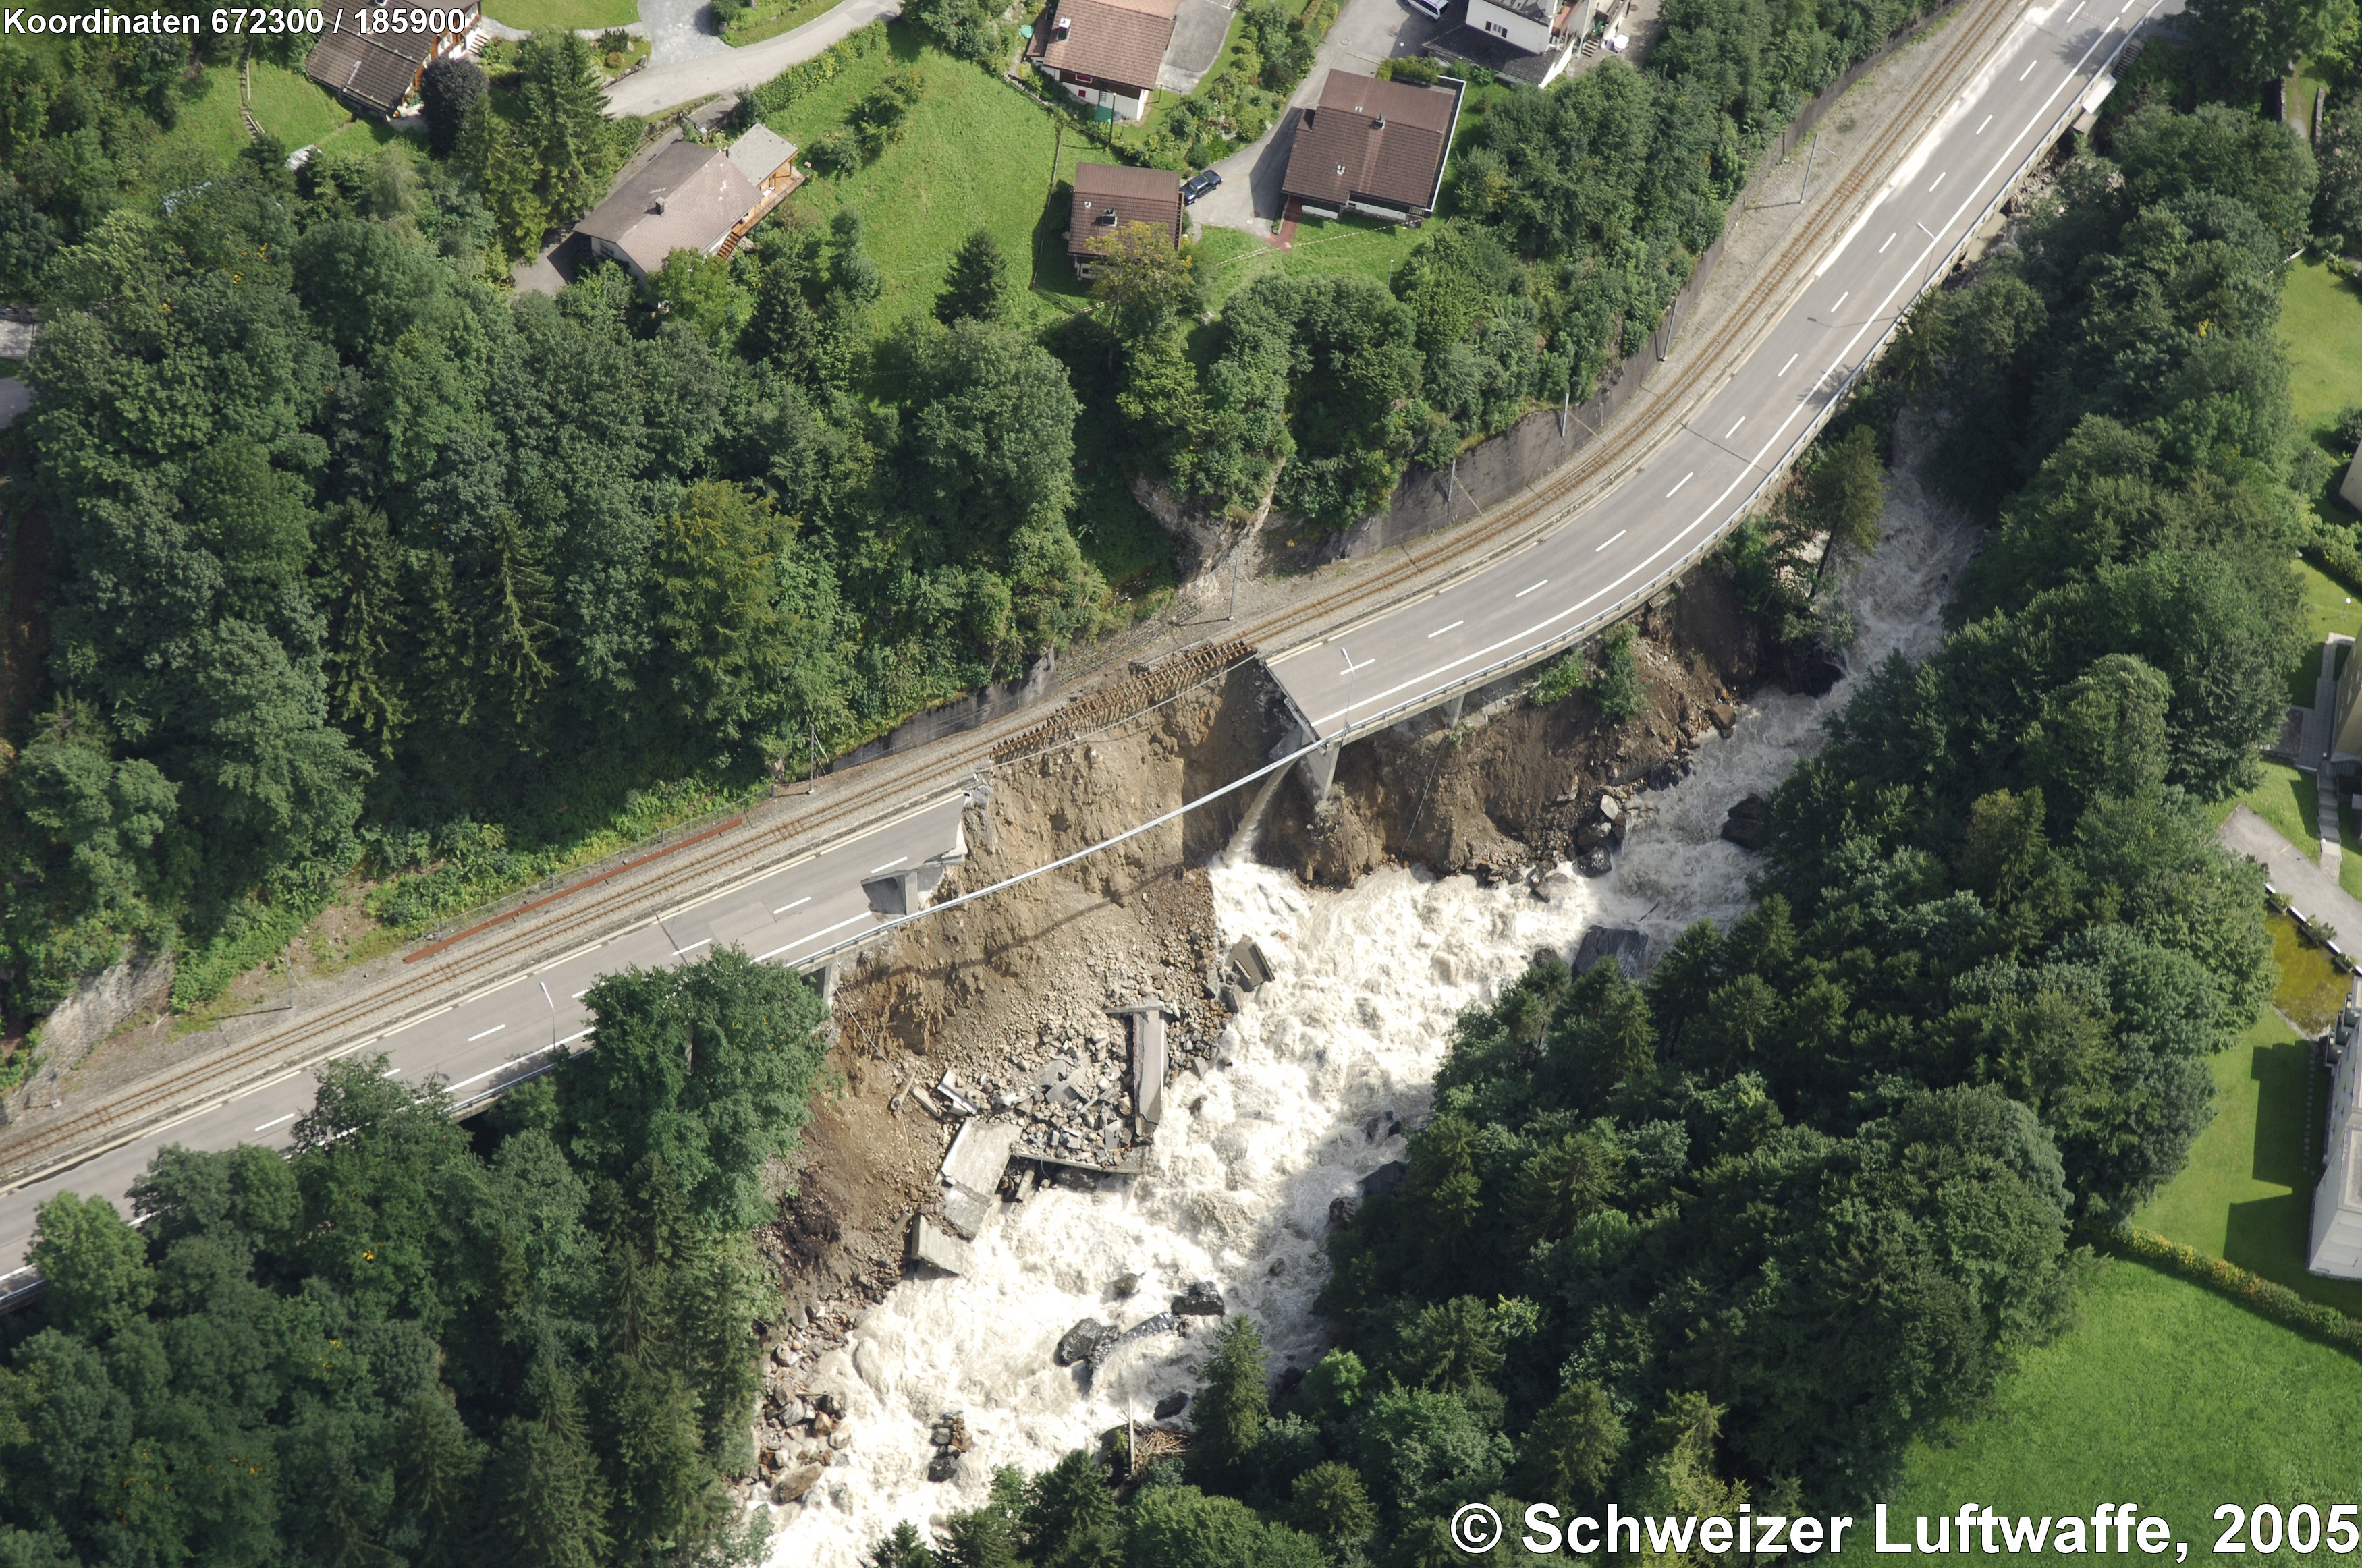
[318,501,411,757]
[1186,1317,1268,1481]
[513,31,618,229]
[487,1362,611,1568]
[935,227,1011,325]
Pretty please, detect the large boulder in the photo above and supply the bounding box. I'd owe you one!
[1171,1280,1224,1316]
[1055,1319,1117,1366]
[773,1463,825,1503]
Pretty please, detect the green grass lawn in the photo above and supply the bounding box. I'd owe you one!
[1194,214,1421,312]
[482,0,640,30]
[156,63,355,170]
[753,28,1097,323]
[2280,258,2362,528]
[2137,1011,2362,1318]
[725,0,846,46]
[1838,1262,2362,1564]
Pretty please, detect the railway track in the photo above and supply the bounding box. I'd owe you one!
[1228,0,2023,664]
[0,0,2029,1192]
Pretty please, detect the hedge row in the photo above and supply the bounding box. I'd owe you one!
[738,20,892,125]
[2109,1223,2362,1356]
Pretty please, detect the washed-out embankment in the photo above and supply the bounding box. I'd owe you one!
[745,437,1980,1563]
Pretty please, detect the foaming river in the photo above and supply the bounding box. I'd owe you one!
[769,468,1972,1565]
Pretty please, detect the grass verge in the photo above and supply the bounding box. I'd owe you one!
[482,0,640,29]
[726,0,846,46]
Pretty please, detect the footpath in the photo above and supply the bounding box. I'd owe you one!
[2219,806,2362,953]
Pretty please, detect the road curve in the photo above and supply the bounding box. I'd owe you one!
[1265,0,2170,736]
[0,0,2155,1292]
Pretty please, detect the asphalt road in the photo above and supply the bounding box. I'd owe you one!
[1265,0,2170,737]
[0,792,972,1295]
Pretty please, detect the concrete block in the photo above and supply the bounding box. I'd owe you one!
[1227,938,1273,990]
[941,1119,1019,1196]
[939,1185,993,1241]
[906,1216,974,1275]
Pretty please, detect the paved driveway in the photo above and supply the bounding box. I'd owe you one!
[605,0,900,116]
[642,0,733,64]
[1189,0,1445,233]
[1161,0,1236,93]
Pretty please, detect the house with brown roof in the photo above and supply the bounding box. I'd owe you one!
[304,1,482,119]
[576,132,802,282]
[1026,0,1180,123]
[1280,69,1464,225]
[1066,163,1184,278]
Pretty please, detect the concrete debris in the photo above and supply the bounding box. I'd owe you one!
[941,1118,1020,1195]
[939,1185,992,1241]
[1056,1318,1118,1366]
[906,1216,974,1276]
[1226,937,1273,990]
[1114,1001,1172,1133]
[935,1071,983,1117]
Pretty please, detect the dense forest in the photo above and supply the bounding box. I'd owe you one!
[859,16,2342,1567]
[0,949,825,1567]
[0,0,1952,1032]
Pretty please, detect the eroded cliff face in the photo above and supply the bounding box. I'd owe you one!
[753,563,1786,1411]
[1259,565,1785,887]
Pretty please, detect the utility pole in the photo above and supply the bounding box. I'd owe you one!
[540,980,557,1049]
[283,941,294,1011]
[1225,543,1240,620]
[1798,130,1818,204]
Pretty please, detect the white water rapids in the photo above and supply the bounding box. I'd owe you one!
[769,473,1973,1565]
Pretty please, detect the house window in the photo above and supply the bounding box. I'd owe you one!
[1483,19,1507,34]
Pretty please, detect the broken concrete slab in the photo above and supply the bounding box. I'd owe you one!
[941,1119,1020,1196]
[939,1186,992,1241]
[1227,938,1273,990]
[906,1216,974,1276]
[1119,1007,1169,1134]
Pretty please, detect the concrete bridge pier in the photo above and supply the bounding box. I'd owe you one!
[1298,739,1340,808]
[1441,692,1465,725]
